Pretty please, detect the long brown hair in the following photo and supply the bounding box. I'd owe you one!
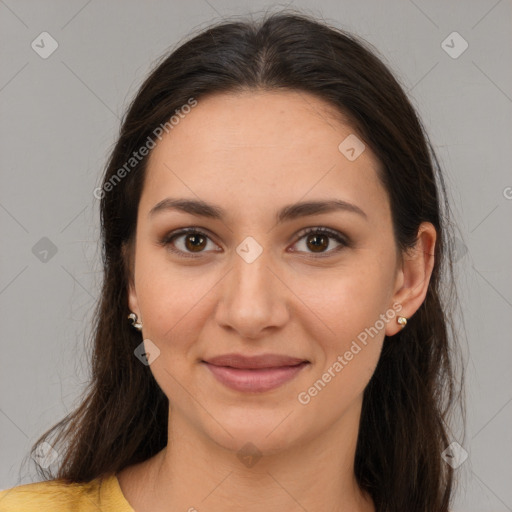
[26,9,466,511]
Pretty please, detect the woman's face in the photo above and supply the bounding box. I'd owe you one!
[127,90,416,454]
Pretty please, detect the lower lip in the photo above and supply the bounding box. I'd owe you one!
[203,361,309,392]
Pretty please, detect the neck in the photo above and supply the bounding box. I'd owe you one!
[139,398,375,512]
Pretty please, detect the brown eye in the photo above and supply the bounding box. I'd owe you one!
[183,232,207,252]
[161,228,219,258]
[305,233,329,252]
[292,227,348,257]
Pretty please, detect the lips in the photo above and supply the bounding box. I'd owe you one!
[201,353,310,392]
[203,353,308,369]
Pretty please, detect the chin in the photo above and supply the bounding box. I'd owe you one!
[199,407,304,457]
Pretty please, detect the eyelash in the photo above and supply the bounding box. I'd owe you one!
[159,226,350,259]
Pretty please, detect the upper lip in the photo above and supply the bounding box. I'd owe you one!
[203,353,308,369]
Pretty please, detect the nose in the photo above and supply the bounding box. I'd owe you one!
[214,243,290,340]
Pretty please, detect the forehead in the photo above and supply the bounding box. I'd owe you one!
[140,90,389,225]
[150,90,359,162]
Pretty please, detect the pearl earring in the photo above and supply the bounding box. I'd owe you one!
[397,316,407,329]
[127,312,143,331]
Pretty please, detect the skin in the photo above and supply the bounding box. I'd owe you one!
[116,90,436,512]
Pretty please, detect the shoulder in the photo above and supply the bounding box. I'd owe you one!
[0,477,100,512]
[0,473,133,512]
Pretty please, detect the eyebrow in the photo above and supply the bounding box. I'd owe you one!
[148,197,368,223]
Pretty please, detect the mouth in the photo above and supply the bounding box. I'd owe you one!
[201,353,310,393]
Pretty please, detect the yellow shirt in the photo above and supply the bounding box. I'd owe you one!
[0,473,134,512]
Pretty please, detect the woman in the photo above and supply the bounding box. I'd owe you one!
[1,9,465,512]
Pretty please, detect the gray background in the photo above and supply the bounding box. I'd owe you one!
[1,1,511,510]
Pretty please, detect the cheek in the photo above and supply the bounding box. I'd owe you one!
[294,261,393,341]
[134,254,218,349]
[294,272,389,412]
[291,259,393,388]
[133,262,212,396]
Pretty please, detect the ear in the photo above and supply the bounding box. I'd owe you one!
[127,280,139,317]
[122,240,140,318]
[385,222,437,336]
